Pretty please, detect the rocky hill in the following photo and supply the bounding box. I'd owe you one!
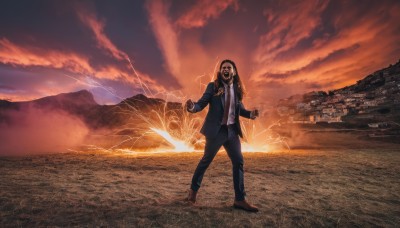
[277,59,400,124]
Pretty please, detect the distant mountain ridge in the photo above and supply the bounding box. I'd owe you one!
[0,90,97,108]
[0,90,182,130]
[31,90,98,107]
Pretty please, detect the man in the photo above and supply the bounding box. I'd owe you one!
[185,59,259,212]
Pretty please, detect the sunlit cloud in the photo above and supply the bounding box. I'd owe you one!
[76,8,128,61]
[145,0,249,99]
[0,38,93,73]
[145,0,180,78]
[251,0,400,97]
[0,38,130,81]
[252,0,329,76]
[75,7,172,97]
[0,37,167,102]
[0,92,38,102]
[1,0,399,104]
[176,0,239,29]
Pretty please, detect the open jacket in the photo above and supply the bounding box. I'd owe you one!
[189,82,252,138]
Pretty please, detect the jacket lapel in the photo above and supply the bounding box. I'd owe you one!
[234,83,238,110]
[220,92,225,109]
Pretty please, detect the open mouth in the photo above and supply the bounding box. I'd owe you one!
[223,72,229,77]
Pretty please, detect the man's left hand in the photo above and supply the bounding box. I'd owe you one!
[251,109,259,119]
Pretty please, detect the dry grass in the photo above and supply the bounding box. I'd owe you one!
[1,147,399,227]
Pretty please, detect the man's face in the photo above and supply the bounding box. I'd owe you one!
[220,62,235,83]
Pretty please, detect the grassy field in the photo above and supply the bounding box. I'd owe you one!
[1,146,399,227]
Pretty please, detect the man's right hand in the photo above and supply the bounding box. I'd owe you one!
[186,99,194,111]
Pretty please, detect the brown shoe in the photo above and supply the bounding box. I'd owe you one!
[233,200,259,212]
[186,189,197,203]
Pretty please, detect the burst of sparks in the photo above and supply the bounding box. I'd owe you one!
[150,127,194,152]
[66,56,290,154]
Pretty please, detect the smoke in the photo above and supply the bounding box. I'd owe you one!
[0,106,89,156]
[279,123,370,150]
[284,126,316,149]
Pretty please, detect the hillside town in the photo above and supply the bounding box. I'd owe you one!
[276,60,400,126]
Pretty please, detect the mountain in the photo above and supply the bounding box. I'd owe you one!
[117,93,181,112]
[0,90,97,110]
[0,90,184,130]
[30,90,98,107]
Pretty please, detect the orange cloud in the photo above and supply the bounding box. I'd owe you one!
[252,0,329,70]
[250,0,400,97]
[0,92,38,102]
[176,0,239,29]
[0,38,168,101]
[74,6,172,96]
[76,9,128,61]
[0,38,93,74]
[0,38,131,81]
[145,0,252,100]
[177,31,254,99]
[145,0,181,78]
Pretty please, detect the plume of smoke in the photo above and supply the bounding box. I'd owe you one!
[0,106,89,156]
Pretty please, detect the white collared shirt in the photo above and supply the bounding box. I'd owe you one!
[223,82,235,125]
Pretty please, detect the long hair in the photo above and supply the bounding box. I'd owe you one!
[213,59,246,101]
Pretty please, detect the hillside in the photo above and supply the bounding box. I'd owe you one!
[277,59,400,126]
[275,59,400,142]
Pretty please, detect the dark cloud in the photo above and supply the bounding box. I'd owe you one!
[0,84,16,92]
[0,1,92,54]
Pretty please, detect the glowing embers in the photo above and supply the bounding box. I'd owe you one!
[241,142,270,153]
[121,120,289,154]
[150,127,194,152]
[240,120,290,153]
[112,117,290,154]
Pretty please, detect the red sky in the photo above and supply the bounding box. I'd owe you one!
[0,0,399,106]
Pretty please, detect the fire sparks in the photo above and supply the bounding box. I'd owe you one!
[67,57,289,154]
[240,120,290,153]
[150,127,194,152]
[241,142,269,153]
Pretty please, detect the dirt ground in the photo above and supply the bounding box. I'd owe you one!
[1,145,399,227]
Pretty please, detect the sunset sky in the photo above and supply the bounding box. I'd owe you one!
[0,0,399,106]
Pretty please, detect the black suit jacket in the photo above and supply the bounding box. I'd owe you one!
[189,82,252,138]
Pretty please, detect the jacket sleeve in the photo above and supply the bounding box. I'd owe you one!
[239,101,252,119]
[188,83,214,113]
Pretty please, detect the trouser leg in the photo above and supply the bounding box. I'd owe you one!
[223,125,246,201]
[191,127,227,191]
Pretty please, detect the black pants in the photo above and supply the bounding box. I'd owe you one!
[190,124,246,201]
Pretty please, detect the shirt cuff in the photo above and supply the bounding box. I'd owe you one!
[188,104,195,112]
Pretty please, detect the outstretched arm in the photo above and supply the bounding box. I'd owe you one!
[186,83,214,113]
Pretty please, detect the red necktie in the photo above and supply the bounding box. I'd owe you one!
[222,86,231,125]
